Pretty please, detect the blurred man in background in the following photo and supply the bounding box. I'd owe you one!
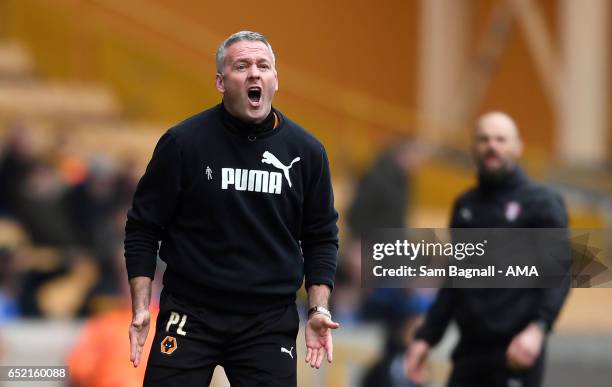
[125,31,339,386]
[406,112,570,387]
[337,137,435,387]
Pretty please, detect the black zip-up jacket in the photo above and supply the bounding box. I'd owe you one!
[415,167,570,353]
[124,104,338,313]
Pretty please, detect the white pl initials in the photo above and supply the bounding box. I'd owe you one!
[166,311,188,336]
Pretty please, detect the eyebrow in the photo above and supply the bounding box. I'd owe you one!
[232,55,272,64]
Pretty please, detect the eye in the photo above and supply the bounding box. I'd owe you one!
[258,63,270,70]
[235,63,247,71]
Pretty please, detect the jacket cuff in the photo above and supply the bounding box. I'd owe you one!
[126,257,156,280]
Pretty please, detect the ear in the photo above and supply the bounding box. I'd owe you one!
[215,73,225,93]
[515,138,524,158]
[274,69,279,92]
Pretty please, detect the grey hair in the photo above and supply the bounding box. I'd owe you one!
[216,31,275,74]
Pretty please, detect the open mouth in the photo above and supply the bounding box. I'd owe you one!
[247,86,262,105]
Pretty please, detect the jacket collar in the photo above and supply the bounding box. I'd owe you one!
[478,166,528,192]
[219,102,278,139]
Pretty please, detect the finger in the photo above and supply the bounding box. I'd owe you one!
[139,330,149,346]
[325,320,340,329]
[310,348,318,368]
[307,347,313,367]
[315,347,325,369]
[326,339,334,363]
[313,347,320,368]
[129,331,137,363]
[132,346,140,368]
[133,349,141,368]
[310,347,319,368]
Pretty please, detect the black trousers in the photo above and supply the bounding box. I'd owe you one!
[144,289,299,387]
[448,345,545,387]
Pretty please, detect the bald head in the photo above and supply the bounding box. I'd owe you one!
[473,111,523,176]
[476,112,520,139]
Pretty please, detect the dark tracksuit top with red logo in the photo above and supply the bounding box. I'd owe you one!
[415,167,570,358]
[124,103,339,314]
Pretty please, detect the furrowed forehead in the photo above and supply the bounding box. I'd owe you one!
[225,41,274,63]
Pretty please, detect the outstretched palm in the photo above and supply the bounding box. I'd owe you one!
[304,313,340,369]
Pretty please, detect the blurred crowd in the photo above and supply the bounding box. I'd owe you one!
[0,119,141,321]
[333,138,437,386]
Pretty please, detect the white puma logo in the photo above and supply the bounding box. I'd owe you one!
[261,151,300,188]
[280,346,294,359]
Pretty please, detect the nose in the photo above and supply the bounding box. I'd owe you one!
[485,139,496,150]
[247,64,261,79]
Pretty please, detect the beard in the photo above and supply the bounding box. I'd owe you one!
[476,152,515,181]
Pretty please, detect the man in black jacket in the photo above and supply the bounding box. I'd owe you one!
[125,31,339,386]
[406,112,569,387]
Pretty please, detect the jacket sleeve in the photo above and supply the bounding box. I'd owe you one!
[414,287,456,346]
[414,199,464,345]
[301,145,339,290]
[124,131,182,279]
[532,190,571,332]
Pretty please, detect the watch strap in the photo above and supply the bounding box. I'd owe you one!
[308,305,331,319]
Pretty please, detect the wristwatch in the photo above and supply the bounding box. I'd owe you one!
[308,305,332,319]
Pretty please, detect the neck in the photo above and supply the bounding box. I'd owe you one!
[220,102,276,134]
[223,100,271,124]
[478,166,525,190]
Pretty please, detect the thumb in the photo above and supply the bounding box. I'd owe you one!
[132,313,145,328]
[325,319,340,329]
